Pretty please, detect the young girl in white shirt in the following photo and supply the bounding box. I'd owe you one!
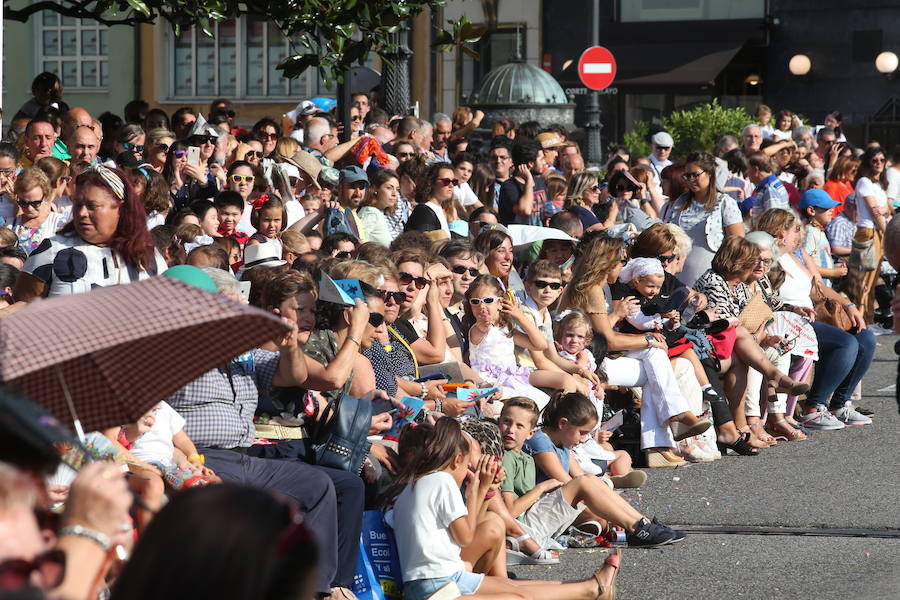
[386,417,619,600]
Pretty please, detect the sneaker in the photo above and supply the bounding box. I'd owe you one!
[800,411,846,431]
[626,517,684,548]
[855,406,875,416]
[867,323,893,336]
[831,406,872,426]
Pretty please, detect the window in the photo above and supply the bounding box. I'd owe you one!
[169,18,319,100]
[619,0,764,22]
[37,11,109,89]
[461,24,526,100]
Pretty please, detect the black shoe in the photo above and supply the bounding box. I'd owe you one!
[716,432,760,456]
[855,406,875,416]
[626,517,683,548]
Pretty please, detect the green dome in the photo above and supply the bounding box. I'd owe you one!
[471,61,568,105]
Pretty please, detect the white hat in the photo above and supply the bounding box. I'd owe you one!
[239,241,286,276]
[285,100,321,123]
[650,132,674,148]
[619,257,664,284]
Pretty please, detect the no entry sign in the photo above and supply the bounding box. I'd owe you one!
[578,46,617,91]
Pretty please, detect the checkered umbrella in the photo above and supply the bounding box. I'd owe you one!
[0,276,290,437]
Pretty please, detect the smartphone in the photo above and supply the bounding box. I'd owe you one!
[187,146,201,167]
[237,281,251,303]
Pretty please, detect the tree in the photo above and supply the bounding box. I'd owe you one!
[5,0,458,84]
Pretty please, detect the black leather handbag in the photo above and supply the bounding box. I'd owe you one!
[312,393,373,475]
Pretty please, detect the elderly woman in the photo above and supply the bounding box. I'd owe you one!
[10,167,65,254]
[558,231,711,467]
[15,165,167,300]
[111,124,146,165]
[663,151,744,286]
[564,172,612,232]
[693,236,813,445]
[145,128,177,173]
[756,208,875,430]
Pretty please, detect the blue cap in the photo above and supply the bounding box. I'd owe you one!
[339,165,369,184]
[308,97,337,112]
[798,189,839,211]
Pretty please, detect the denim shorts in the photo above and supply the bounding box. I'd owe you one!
[403,570,485,600]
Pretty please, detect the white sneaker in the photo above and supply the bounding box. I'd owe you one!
[831,406,872,426]
[867,323,893,336]
[800,411,845,430]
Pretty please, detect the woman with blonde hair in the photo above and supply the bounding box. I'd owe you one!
[35,156,72,220]
[10,167,64,253]
[558,231,711,467]
[565,172,614,232]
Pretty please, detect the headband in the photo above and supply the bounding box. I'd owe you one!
[84,164,125,200]
[619,257,664,284]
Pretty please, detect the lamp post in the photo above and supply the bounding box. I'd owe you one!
[875,51,898,79]
[788,54,811,77]
[381,23,413,116]
[583,0,603,167]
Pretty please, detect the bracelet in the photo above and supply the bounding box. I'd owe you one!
[187,453,204,464]
[433,398,443,413]
[59,525,111,552]
[419,382,428,399]
[347,336,361,347]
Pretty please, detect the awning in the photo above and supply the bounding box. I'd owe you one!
[558,18,763,89]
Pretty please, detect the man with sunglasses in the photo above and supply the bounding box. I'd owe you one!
[647,131,674,191]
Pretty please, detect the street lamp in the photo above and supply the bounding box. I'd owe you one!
[788,54,811,76]
[875,51,898,78]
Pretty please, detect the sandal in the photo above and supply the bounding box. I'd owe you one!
[592,548,620,600]
[748,423,777,446]
[766,418,807,441]
[506,534,559,565]
[717,432,760,456]
[774,375,809,397]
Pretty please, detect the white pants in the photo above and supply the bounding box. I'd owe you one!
[672,357,719,448]
[604,347,690,450]
[745,347,790,417]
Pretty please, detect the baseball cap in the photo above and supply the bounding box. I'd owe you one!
[651,132,674,148]
[535,132,566,149]
[285,100,322,123]
[798,189,840,211]
[339,165,369,185]
[163,265,218,293]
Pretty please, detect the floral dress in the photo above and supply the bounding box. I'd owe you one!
[468,324,549,409]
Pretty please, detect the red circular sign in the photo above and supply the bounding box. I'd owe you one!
[578,46,617,91]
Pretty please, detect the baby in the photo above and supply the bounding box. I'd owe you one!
[617,257,721,406]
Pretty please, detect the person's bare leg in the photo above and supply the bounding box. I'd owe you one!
[734,326,807,394]
[487,495,545,558]
[530,370,584,395]
[559,475,644,531]
[462,511,505,576]
[606,449,631,476]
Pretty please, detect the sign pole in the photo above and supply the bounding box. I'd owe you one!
[583,0,603,167]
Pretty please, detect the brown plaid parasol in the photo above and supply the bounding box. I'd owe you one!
[0,277,290,434]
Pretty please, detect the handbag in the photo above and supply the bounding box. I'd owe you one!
[738,291,775,334]
[312,392,372,474]
[851,237,877,271]
[810,278,854,331]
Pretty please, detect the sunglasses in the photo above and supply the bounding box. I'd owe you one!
[378,290,408,304]
[123,142,144,153]
[451,265,480,277]
[396,152,415,158]
[223,110,236,118]
[368,312,386,327]
[173,150,186,158]
[156,143,170,153]
[0,548,66,590]
[231,174,255,183]
[656,254,677,264]
[17,199,43,210]
[871,157,886,164]
[681,171,705,181]
[399,272,429,289]
[259,132,279,141]
[334,251,353,260]
[656,146,671,151]
[532,279,562,290]
[245,151,264,159]
[435,177,459,187]
[0,168,16,176]
[469,296,502,305]
[614,184,636,193]
[189,135,216,145]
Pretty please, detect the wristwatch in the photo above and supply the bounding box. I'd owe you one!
[644,333,655,348]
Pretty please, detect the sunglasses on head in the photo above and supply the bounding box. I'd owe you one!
[123,142,144,153]
[399,272,429,289]
[435,177,459,187]
[532,279,562,290]
[451,265,480,277]
[230,174,255,184]
[378,290,408,304]
[17,199,43,210]
[245,151,263,159]
[469,296,501,305]
[368,312,385,327]
[189,135,216,145]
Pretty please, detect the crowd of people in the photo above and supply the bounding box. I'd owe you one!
[2,70,900,600]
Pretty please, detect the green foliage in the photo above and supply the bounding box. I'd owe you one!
[6,0,452,85]
[664,99,754,156]
[433,15,487,60]
[621,100,754,159]
[621,121,650,160]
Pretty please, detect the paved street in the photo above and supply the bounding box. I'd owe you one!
[510,334,900,599]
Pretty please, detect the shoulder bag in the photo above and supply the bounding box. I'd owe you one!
[810,278,854,332]
[312,393,373,475]
[738,289,775,334]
